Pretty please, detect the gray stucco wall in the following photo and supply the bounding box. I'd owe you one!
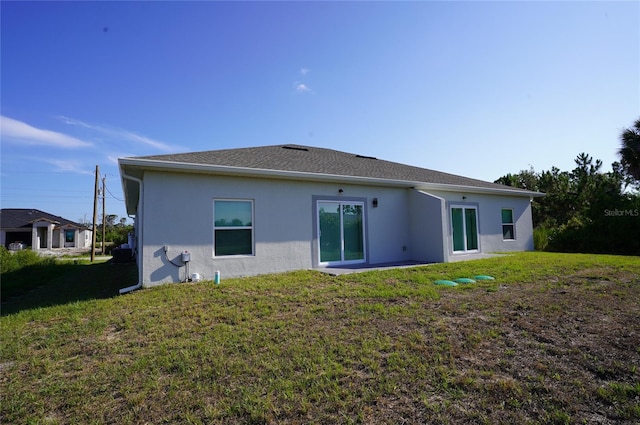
[137,171,535,286]
[140,172,415,286]
[425,190,535,255]
[408,190,447,263]
[362,188,412,265]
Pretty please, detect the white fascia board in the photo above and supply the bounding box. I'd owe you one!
[416,183,545,198]
[58,224,83,229]
[118,158,544,198]
[28,218,60,225]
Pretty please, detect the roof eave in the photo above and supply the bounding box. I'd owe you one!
[119,161,141,216]
[415,183,545,197]
[118,157,543,199]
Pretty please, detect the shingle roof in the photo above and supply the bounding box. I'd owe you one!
[0,209,86,229]
[134,144,532,193]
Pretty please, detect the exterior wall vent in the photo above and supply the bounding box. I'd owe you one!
[282,145,309,152]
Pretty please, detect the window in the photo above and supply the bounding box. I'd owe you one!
[501,209,515,240]
[65,230,75,243]
[214,200,254,256]
[451,206,479,252]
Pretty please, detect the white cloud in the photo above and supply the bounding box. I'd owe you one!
[57,115,94,129]
[58,115,178,152]
[43,158,94,175]
[300,68,310,76]
[0,115,92,148]
[294,82,312,94]
[120,129,176,152]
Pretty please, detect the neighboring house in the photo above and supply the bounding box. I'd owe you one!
[0,209,92,250]
[119,144,543,288]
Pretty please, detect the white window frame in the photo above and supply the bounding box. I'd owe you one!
[450,205,480,253]
[316,200,366,266]
[501,208,516,241]
[213,199,254,257]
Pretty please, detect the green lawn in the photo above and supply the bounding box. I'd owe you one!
[1,252,639,424]
[1,258,136,315]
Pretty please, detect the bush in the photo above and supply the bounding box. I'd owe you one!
[98,225,133,247]
[542,207,640,255]
[533,226,550,251]
[0,247,55,274]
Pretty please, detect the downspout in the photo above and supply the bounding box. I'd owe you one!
[119,173,144,294]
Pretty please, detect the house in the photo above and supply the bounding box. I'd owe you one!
[118,144,543,289]
[0,208,92,250]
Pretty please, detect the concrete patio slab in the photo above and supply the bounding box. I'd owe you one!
[315,253,507,276]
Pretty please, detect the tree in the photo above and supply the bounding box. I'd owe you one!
[95,214,134,251]
[77,217,92,228]
[618,118,640,183]
[495,152,640,255]
[536,166,572,227]
[494,167,538,191]
[105,214,118,227]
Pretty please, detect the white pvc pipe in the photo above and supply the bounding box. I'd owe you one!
[119,283,142,294]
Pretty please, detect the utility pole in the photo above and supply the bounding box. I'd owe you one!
[102,175,106,255]
[91,165,99,262]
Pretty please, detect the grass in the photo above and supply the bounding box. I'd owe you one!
[1,252,639,424]
[1,256,135,315]
[0,247,56,274]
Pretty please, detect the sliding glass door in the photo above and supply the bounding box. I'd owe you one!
[451,206,479,252]
[318,201,365,265]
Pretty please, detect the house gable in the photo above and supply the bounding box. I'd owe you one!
[0,209,90,250]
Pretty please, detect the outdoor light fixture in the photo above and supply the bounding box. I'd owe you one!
[462,196,467,200]
[338,189,344,194]
[372,198,378,208]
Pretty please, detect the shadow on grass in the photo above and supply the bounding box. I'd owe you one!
[1,260,137,316]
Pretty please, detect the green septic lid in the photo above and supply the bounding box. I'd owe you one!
[434,280,458,286]
[474,275,495,280]
[455,278,476,284]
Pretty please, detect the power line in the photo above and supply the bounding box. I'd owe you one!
[2,188,123,201]
[105,184,124,202]
[0,171,91,175]
[1,187,93,193]
[2,194,92,199]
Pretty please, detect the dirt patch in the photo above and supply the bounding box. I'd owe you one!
[409,275,640,424]
[36,248,94,258]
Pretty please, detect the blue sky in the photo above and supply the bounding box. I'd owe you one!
[1,1,638,224]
